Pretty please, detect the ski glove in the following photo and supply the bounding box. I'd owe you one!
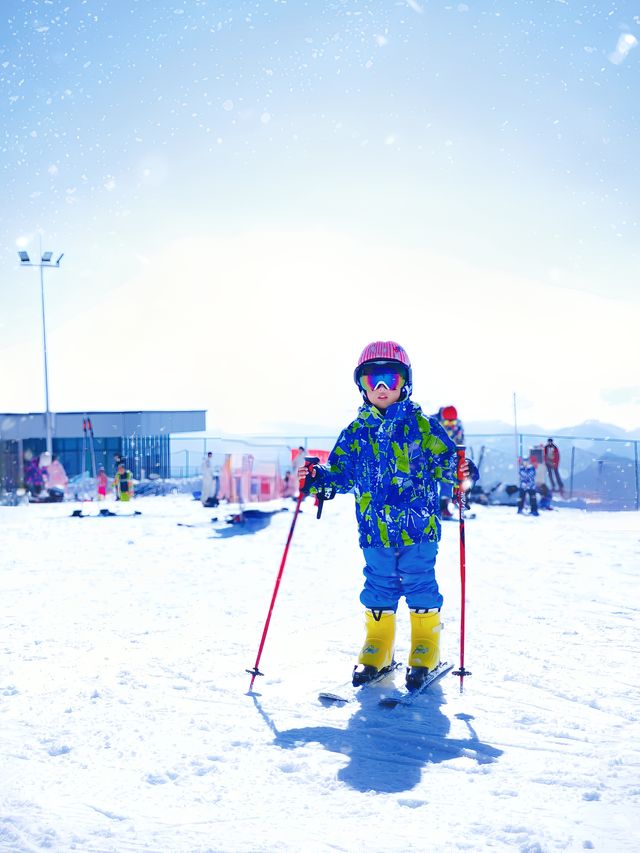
[298,457,320,495]
[457,457,478,491]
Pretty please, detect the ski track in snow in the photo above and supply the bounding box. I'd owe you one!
[1,494,639,852]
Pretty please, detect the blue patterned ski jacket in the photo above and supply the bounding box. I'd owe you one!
[519,463,536,490]
[312,399,459,549]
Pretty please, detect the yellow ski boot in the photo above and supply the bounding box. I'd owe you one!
[406,609,441,690]
[352,609,396,686]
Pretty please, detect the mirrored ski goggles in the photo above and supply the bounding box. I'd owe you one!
[358,371,405,393]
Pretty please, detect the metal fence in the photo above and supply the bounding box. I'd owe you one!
[172,432,640,511]
[0,440,19,498]
[466,432,639,511]
[3,431,638,511]
[169,435,296,480]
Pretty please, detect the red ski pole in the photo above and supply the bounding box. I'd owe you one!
[452,445,472,693]
[246,461,314,691]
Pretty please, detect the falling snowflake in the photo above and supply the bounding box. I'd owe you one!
[608,33,638,65]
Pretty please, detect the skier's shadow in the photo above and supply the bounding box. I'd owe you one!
[258,688,502,794]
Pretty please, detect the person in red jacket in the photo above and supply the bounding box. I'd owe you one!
[544,438,564,493]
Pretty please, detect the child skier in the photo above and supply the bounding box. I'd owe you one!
[434,405,466,517]
[537,482,553,511]
[517,457,539,516]
[299,341,477,690]
[97,466,109,500]
[113,462,134,502]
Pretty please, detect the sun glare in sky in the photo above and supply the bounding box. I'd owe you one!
[1,1,639,433]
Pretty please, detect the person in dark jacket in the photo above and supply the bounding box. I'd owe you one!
[299,340,477,690]
[537,483,553,511]
[23,453,45,497]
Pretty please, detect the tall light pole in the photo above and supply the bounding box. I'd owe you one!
[18,248,64,456]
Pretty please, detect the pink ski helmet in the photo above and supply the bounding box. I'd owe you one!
[354,340,412,400]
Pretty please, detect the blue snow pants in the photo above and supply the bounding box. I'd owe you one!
[360,541,443,611]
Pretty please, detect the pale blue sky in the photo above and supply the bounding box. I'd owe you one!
[1,1,639,433]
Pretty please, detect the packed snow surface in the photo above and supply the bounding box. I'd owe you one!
[1,494,639,852]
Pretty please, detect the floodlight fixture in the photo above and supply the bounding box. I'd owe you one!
[17,244,64,455]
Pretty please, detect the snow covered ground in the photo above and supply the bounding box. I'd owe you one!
[1,493,639,852]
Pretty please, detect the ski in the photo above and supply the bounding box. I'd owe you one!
[318,661,402,704]
[378,661,454,708]
[71,508,142,518]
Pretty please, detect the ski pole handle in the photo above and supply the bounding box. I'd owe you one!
[456,445,467,486]
[298,456,319,492]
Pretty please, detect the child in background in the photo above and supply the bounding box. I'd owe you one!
[299,341,477,690]
[434,405,465,517]
[113,463,134,502]
[517,457,539,516]
[97,466,108,500]
[537,483,553,511]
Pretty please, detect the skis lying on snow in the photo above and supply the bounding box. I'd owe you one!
[318,661,454,707]
[318,661,402,704]
[71,508,142,518]
[378,662,453,708]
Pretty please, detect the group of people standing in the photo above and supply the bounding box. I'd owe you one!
[23,451,133,502]
[23,451,69,501]
[517,438,564,516]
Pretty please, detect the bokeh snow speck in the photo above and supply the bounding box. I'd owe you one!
[1,0,640,431]
[608,32,638,65]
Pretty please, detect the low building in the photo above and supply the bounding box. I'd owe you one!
[0,410,206,491]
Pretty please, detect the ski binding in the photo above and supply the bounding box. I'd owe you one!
[378,661,454,708]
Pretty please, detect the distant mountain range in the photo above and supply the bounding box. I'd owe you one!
[465,420,640,441]
[248,419,640,443]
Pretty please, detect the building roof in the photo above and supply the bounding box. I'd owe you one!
[0,410,206,440]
